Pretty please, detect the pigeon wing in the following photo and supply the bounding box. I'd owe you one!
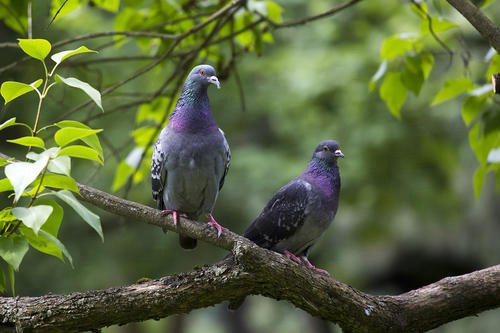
[244,179,311,249]
[218,128,231,191]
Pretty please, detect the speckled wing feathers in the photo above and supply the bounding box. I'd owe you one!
[244,180,310,249]
[151,138,166,209]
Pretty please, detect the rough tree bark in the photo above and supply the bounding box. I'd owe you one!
[0,183,499,333]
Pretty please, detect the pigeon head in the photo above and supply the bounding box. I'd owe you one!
[312,140,344,165]
[186,64,220,90]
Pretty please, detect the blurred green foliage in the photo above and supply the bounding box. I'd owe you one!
[0,0,499,332]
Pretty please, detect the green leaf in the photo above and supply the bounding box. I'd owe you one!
[420,17,457,34]
[55,121,104,159]
[39,230,73,267]
[50,0,81,21]
[35,199,64,237]
[38,173,79,193]
[1,80,43,104]
[5,155,50,203]
[0,208,16,222]
[0,236,29,271]
[92,0,120,12]
[462,95,486,126]
[266,1,283,23]
[420,52,434,80]
[380,72,407,119]
[51,46,97,66]
[369,61,387,91]
[52,190,103,241]
[54,127,103,147]
[473,164,488,199]
[20,225,63,262]
[0,117,17,131]
[48,156,71,176]
[132,126,157,147]
[7,136,45,149]
[55,75,103,110]
[381,34,419,60]
[432,78,473,105]
[401,57,424,96]
[112,160,134,191]
[0,178,13,193]
[12,205,53,234]
[18,38,51,61]
[58,145,103,164]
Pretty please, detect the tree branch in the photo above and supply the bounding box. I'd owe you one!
[446,0,500,52]
[0,181,498,332]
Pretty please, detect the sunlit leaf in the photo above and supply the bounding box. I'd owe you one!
[0,235,29,271]
[55,121,103,159]
[420,17,458,34]
[20,225,63,261]
[51,46,97,65]
[12,205,53,234]
[420,52,434,80]
[487,148,500,163]
[369,61,387,91]
[266,1,283,23]
[112,160,134,191]
[58,145,103,165]
[51,190,103,241]
[1,80,43,104]
[0,117,17,131]
[18,39,51,61]
[381,34,419,60]
[132,126,157,147]
[54,127,102,147]
[39,173,79,193]
[55,75,103,110]
[0,178,13,193]
[0,208,16,222]
[92,0,120,12]
[432,78,473,105]
[380,72,407,119]
[50,0,81,21]
[7,136,45,149]
[48,156,71,176]
[5,155,49,203]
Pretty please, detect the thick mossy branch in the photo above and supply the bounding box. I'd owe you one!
[0,182,498,333]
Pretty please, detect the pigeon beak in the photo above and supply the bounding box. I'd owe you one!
[334,149,344,158]
[207,76,221,89]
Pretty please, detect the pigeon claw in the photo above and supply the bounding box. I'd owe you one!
[283,250,302,264]
[302,257,330,276]
[160,209,179,226]
[207,214,223,238]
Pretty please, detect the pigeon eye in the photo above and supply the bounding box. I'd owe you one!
[322,146,329,152]
[199,69,206,76]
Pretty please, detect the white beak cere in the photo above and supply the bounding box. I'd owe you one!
[334,149,344,158]
[207,76,221,89]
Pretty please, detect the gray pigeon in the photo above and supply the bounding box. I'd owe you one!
[151,64,230,249]
[228,140,343,309]
[244,140,343,271]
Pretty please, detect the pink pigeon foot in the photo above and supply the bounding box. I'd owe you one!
[302,257,330,276]
[207,214,223,238]
[283,250,302,264]
[160,209,180,225]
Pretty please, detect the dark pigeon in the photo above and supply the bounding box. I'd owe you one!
[151,64,230,249]
[228,140,343,309]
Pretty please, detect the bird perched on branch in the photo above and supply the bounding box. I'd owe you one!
[245,140,343,271]
[151,64,230,249]
[228,140,343,310]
